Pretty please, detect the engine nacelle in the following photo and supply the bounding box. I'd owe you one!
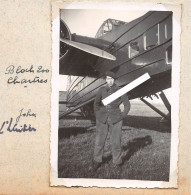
[60,19,72,58]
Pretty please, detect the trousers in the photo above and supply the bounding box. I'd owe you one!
[94,117,123,165]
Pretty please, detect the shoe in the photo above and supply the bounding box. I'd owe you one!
[92,161,102,172]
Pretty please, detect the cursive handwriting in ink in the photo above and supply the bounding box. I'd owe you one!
[37,66,49,73]
[0,118,36,134]
[5,65,49,87]
[5,65,35,74]
[16,108,36,123]
[5,65,14,74]
[16,65,35,74]
[7,76,47,85]
[0,121,9,134]
[7,118,36,132]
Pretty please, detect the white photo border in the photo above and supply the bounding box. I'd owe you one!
[50,2,180,188]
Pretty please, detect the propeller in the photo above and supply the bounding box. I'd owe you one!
[60,38,116,61]
[60,20,71,58]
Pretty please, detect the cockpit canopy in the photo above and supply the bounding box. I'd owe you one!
[95,19,126,38]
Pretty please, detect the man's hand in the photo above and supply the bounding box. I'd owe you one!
[119,103,124,112]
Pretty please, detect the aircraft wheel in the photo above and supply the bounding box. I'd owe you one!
[80,103,95,120]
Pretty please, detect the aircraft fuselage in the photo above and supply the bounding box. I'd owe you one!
[65,11,172,111]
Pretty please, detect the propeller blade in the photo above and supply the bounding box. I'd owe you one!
[60,38,116,61]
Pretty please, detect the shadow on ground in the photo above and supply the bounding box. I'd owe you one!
[59,126,95,139]
[122,135,152,162]
[102,135,152,164]
[123,115,171,133]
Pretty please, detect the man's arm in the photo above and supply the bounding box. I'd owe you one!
[121,94,131,118]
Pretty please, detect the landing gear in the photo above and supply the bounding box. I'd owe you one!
[140,91,171,123]
[80,102,95,120]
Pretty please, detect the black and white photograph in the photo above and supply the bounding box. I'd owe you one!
[51,2,180,188]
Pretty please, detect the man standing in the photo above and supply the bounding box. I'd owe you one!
[93,71,131,171]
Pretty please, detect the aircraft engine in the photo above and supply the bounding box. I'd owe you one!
[60,19,72,58]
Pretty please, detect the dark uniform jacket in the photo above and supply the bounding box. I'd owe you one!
[94,84,131,124]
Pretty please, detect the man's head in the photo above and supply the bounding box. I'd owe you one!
[105,71,116,87]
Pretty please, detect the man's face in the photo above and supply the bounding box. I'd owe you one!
[106,76,115,87]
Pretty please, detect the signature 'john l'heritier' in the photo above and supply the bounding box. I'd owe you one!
[0,118,36,134]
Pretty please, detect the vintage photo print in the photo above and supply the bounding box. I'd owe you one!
[51,2,180,188]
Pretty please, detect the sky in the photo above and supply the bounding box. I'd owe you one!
[60,9,147,37]
[59,9,171,103]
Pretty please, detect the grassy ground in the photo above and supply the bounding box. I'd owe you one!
[58,101,171,181]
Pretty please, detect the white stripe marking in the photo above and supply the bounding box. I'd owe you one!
[102,73,151,106]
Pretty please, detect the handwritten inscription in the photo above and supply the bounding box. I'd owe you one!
[0,118,36,134]
[5,65,35,74]
[16,108,36,123]
[0,108,37,134]
[5,65,49,87]
[7,76,47,85]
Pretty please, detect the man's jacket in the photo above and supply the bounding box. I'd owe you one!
[94,84,131,124]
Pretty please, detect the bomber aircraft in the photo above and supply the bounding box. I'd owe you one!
[59,11,172,122]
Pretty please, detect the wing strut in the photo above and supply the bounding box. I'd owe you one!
[140,98,170,120]
[159,91,171,113]
[140,91,171,123]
